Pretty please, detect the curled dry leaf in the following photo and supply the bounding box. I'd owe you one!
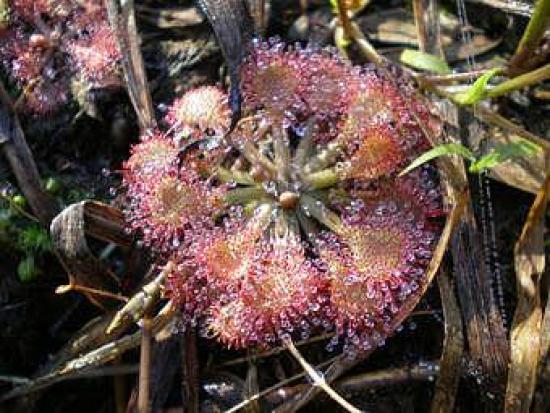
[50,201,132,308]
[505,175,548,412]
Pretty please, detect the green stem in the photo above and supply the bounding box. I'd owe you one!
[272,127,290,182]
[336,0,353,37]
[303,141,342,174]
[509,0,550,72]
[488,63,550,98]
[348,21,385,65]
[299,194,343,234]
[303,168,341,190]
[239,141,277,176]
[217,167,256,185]
[296,210,319,243]
[293,119,315,168]
[223,186,266,205]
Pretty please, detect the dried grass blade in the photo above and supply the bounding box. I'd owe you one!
[532,279,550,412]
[106,0,155,130]
[505,174,548,412]
[431,267,464,412]
[197,0,254,124]
[0,82,58,225]
[50,201,132,307]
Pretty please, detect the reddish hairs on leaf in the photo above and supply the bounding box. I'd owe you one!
[165,86,231,138]
[240,39,307,122]
[0,0,120,114]
[122,40,445,353]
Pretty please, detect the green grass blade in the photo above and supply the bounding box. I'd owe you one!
[469,138,542,173]
[399,143,475,177]
[400,49,451,74]
[453,68,502,105]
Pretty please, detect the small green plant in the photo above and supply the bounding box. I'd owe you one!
[16,226,52,282]
[0,190,53,282]
[399,138,542,176]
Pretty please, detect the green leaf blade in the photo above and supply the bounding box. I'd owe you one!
[453,68,502,105]
[469,138,542,173]
[399,49,451,74]
[399,143,475,177]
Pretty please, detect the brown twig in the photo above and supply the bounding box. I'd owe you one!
[431,267,464,412]
[0,82,59,226]
[245,353,262,413]
[508,0,550,75]
[412,0,444,57]
[180,329,200,413]
[55,283,128,303]
[219,333,334,368]
[465,0,534,17]
[419,69,490,85]
[336,361,440,393]
[225,357,339,413]
[138,315,153,413]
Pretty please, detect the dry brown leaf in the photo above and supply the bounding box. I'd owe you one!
[106,0,156,131]
[505,175,548,412]
[50,201,133,307]
[357,8,503,62]
[431,267,464,412]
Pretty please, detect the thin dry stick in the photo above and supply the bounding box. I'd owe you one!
[336,361,440,392]
[431,268,463,412]
[419,69,490,85]
[181,330,200,413]
[245,354,261,413]
[465,0,534,17]
[224,357,338,413]
[336,0,353,36]
[219,333,334,367]
[412,6,464,408]
[284,339,362,413]
[413,0,444,57]
[347,21,385,65]
[55,283,128,302]
[138,316,153,413]
[106,0,156,130]
[0,82,58,226]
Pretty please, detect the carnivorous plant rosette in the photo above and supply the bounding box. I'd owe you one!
[122,40,445,352]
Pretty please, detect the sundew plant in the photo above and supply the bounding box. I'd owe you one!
[122,39,445,354]
[0,0,120,114]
